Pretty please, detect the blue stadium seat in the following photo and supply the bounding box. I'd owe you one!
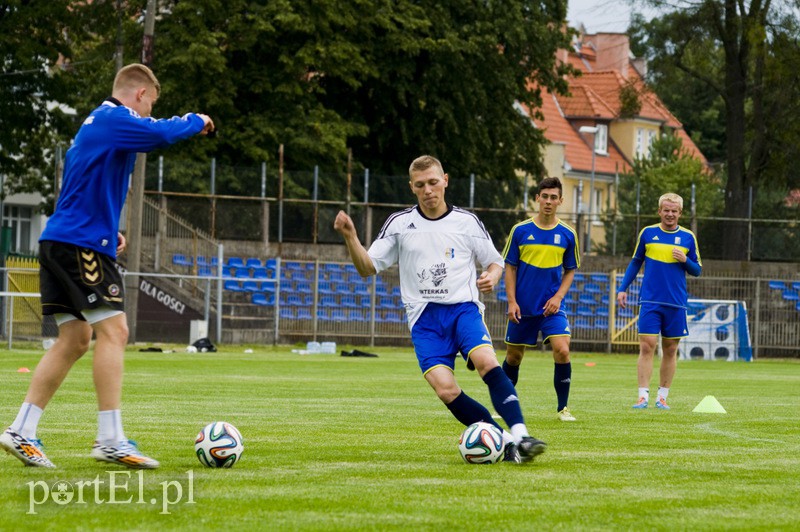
[377,296,395,309]
[222,266,236,278]
[391,286,402,297]
[618,307,635,318]
[245,258,262,269]
[596,306,609,317]
[578,294,597,306]
[796,302,800,313]
[285,261,303,271]
[284,294,303,307]
[226,257,245,268]
[262,281,277,293]
[235,268,251,279]
[335,283,351,295]
[782,290,799,301]
[359,295,371,309]
[375,283,390,296]
[317,309,331,321]
[320,295,338,308]
[353,282,370,295]
[590,274,609,284]
[196,256,210,266]
[328,272,345,283]
[242,280,260,292]
[577,306,594,317]
[224,280,243,292]
[279,307,295,320]
[574,317,592,329]
[318,281,335,295]
[280,280,295,293]
[252,293,274,306]
[330,309,348,322]
[497,291,507,302]
[565,292,579,304]
[198,266,214,277]
[383,311,403,323]
[562,303,576,315]
[252,267,269,279]
[768,280,786,290]
[348,309,367,322]
[295,282,312,294]
[341,296,359,309]
[584,283,602,294]
[792,282,800,291]
[344,264,359,275]
[573,273,586,283]
[600,294,610,305]
[172,254,193,267]
[594,317,609,330]
[296,308,312,320]
[324,263,343,273]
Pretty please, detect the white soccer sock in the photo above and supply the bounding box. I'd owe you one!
[658,387,670,401]
[97,410,126,446]
[10,402,43,440]
[509,423,529,445]
[501,430,514,445]
[639,388,650,401]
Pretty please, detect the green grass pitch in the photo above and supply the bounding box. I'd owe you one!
[1,345,798,530]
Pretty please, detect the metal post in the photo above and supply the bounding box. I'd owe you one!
[158,155,163,193]
[612,170,619,256]
[216,244,223,345]
[747,186,753,261]
[635,179,641,236]
[278,144,284,244]
[587,147,596,254]
[522,173,529,210]
[210,157,217,238]
[312,165,319,244]
[261,162,267,198]
[691,182,697,236]
[469,173,475,209]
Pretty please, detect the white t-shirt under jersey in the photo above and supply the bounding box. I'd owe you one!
[368,204,504,330]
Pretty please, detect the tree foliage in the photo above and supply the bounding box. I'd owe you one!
[627,0,800,260]
[602,132,722,256]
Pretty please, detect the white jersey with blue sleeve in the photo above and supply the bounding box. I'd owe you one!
[368,205,504,330]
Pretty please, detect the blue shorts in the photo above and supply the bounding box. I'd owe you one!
[638,303,688,338]
[410,302,493,375]
[504,311,570,347]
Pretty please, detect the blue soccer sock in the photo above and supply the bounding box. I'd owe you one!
[482,366,524,428]
[502,359,520,386]
[445,391,502,431]
[554,362,572,411]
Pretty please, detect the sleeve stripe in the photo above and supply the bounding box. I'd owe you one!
[376,207,413,239]
[452,206,491,239]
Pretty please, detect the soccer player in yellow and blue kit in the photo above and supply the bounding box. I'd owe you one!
[616,193,702,410]
[501,177,581,422]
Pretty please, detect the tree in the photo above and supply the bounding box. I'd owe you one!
[605,132,722,257]
[629,0,800,260]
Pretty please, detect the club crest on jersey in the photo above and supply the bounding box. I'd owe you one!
[674,236,681,245]
[444,248,454,259]
[554,234,561,245]
[109,284,120,297]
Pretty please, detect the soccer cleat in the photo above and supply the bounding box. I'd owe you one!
[655,398,671,410]
[0,428,56,468]
[504,436,546,463]
[557,407,577,422]
[632,397,649,409]
[91,440,160,469]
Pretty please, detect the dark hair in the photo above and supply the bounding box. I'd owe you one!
[537,177,563,197]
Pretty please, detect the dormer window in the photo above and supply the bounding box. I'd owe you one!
[595,124,608,155]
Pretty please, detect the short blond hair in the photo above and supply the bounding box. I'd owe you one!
[113,63,161,97]
[658,192,683,211]
[408,155,444,179]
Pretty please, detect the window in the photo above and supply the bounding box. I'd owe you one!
[3,205,33,254]
[572,185,581,221]
[592,189,604,225]
[647,129,658,153]
[595,124,608,154]
[635,128,646,158]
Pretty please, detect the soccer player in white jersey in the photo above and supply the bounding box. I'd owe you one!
[617,193,702,410]
[334,155,546,463]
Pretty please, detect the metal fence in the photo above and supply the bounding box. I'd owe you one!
[139,155,800,261]
[2,259,799,358]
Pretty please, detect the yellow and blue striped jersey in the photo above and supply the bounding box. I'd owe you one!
[502,218,580,316]
[619,224,702,308]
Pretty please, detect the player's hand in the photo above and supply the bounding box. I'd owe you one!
[333,210,356,237]
[116,232,127,255]
[476,270,496,293]
[542,295,562,317]
[197,114,215,135]
[672,247,687,263]
[617,291,627,309]
[507,301,521,324]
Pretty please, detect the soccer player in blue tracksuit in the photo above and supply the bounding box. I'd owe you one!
[501,177,581,422]
[617,193,702,410]
[0,64,214,469]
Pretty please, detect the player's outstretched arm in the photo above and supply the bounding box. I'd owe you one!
[334,210,376,277]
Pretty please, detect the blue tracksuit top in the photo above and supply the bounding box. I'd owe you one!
[40,98,205,259]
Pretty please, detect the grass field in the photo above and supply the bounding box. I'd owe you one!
[1,345,799,531]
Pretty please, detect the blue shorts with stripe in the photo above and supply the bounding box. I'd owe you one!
[504,311,570,347]
[638,302,688,338]
[410,302,493,375]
